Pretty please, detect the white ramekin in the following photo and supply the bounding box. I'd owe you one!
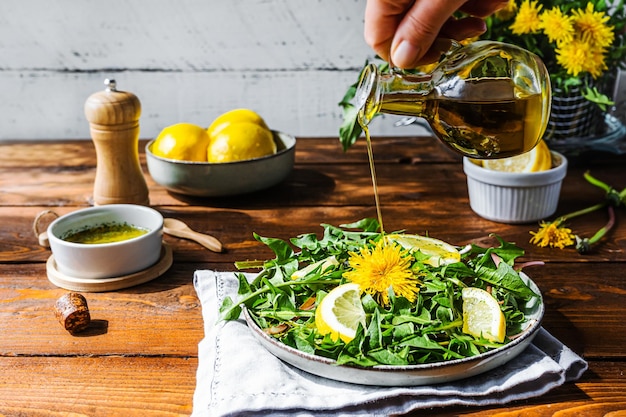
[463,151,568,224]
[47,204,163,278]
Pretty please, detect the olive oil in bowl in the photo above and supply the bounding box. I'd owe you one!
[62,222,148,244]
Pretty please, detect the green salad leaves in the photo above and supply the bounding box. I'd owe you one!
[220,219,540,366]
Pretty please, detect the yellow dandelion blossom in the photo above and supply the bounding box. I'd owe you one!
[555,39,590,77]
[539,7,574,44]
[343,240,419,306]
[510,0,543,35]
[572,3,615,48]
[582,46,609,79]
[529,221,575,249]
[495,0,518,21]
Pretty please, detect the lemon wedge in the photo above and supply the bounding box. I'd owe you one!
[481,139,552,173]
[461,287,506,343]
[384,234,461,267]
[315,283,366,343]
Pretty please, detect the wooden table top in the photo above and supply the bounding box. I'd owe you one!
[1,137,625,416]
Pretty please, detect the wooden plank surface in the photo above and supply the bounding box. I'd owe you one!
[0,356,196,416]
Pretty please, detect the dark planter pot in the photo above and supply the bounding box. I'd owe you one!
[544,86,605,140]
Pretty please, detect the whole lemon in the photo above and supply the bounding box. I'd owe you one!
[152,123,211,162]
[207,122,277,163]
[207,108,268,139]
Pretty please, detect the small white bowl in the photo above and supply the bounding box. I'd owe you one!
[47,204,163,279]
[145,130,296,197]
[463,151,568,224]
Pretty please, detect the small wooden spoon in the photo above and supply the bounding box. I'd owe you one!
[163,218,223,253]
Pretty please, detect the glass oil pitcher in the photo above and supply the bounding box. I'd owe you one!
[356,41,552,159]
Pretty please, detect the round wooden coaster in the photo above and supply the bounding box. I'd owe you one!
[46,242,173,292]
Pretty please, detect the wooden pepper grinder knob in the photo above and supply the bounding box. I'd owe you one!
[84,79,150,206]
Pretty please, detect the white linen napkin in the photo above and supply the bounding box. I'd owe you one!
[192,270,587,417]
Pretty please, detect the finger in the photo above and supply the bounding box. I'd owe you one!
[364,0,415,62]
[390,0,468,69]
[410,17,487,66]
[413,38,454,67]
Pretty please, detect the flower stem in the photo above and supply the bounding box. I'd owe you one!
[584,171,611,193]
[235,259,266,269]
[558,202,607,223]
[584,171,626,207]
[576,206,616,254]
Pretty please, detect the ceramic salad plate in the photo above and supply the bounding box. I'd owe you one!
[243,272,544,386]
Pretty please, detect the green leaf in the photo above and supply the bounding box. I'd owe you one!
[236,272,252,296]
[338,104,362,152]
[289,233,320,251]
[340,218,380,233]
[392,322,415,339]
[219,296,241,321]
[367,348,409,365]
[476,261,537,300]
[338,84,357,107]
[294,333,316,355]
[254,233,294,262]
[336,351,378,367]
[467,235,524,265]
[399,334,447,351]
[366,309,383,350]
[582,86,615,112]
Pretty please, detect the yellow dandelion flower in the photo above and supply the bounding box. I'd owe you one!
[539,7,574,44]
[529,221,575,249]
[495,0,518,21]
[510,0,543,35]
[555,39,590,77]
[572,3,615,48]
[582,47,609,79]
[343,240,419,306]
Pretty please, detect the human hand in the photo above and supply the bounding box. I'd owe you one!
[364,0,509,69]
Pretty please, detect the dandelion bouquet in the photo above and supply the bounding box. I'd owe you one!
[481,0,626,109]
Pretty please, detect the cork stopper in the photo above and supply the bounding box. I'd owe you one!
[84,79,141,126]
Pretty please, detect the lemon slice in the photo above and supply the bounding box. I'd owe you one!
[384,234,461,267]
[481,139,552,173]
[315,283,366,343]
[461,287,506,343]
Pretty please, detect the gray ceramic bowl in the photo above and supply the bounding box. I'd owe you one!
[145,130,296,197]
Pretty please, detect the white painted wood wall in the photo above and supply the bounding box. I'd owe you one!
[0,0,425,141]
[3,1,624,142]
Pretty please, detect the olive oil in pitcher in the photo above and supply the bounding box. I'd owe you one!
[356,41,552,159]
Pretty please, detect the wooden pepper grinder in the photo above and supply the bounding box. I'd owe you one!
[84,79,150,206]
